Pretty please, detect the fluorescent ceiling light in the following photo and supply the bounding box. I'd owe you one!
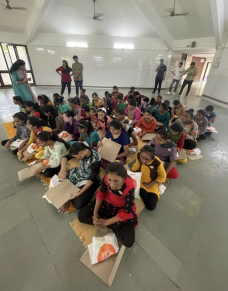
[67,42,88,48]
[114,44,134,49]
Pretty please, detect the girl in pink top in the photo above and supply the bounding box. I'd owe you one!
[125,99,141,126]
[95,108,111,134]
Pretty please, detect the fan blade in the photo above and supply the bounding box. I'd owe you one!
[95,19,104,21]
[95,13,104,18]
[174,13,189,16]
[0,3,6,6]
[12,7,27,10]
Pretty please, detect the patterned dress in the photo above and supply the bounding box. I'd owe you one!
[66,149,101,188]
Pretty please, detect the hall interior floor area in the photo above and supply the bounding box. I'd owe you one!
[0,83,228,291]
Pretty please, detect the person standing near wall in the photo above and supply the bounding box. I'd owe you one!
[152,59,167,95]
[10,59,37,103]
[178,62,198,97]
[167,62,185,95]
[56,60,72,97]
[72,55,83,96]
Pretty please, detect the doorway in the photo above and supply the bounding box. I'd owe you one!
[0,43,35,87]
[203,62,212,81]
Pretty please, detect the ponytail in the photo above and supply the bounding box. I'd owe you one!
[37,131,69,150]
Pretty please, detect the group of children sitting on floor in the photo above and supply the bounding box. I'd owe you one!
[1,85,217,248]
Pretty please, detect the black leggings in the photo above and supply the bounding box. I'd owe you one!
[72,182,100,209]
[153,77,163,94]
[42,165,61,178]
[183,139,197,150]
[61,81,71,95]
[1,139,18,155]
[197,134,207,140]
[140,188,158,211]
[78,202,135,248]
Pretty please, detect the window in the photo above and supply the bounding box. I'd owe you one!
[0,43,35,87]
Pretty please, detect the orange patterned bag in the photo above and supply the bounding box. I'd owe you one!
[88,233,119,265]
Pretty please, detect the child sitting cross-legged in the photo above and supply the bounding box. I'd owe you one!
[148,129,178,186]
[32,131,69,178]
[131,145,166,211]
[135,108,156,138]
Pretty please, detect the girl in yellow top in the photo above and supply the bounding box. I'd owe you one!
[92,92,103,109]
[18,116,52,162]
[131,145,166,211]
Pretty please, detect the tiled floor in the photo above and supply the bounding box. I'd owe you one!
[0,82,228,291]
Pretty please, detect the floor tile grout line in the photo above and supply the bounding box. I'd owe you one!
[135,243,183,290]
[23,189,66,290]
[177,186,209,281]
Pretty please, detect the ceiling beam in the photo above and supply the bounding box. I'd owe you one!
[134,0,174,49]
[210,0,225,48]
[25,0,52,44]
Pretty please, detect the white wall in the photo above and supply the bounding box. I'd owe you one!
[0,31,25,44]
[204,48,228,103]
[28,45,169,88]
[28,33,167,50]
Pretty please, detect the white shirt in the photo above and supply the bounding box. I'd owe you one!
[172,66,185,80]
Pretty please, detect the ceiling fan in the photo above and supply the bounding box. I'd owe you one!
[167,0,189,17]
[84,0,104,21]
[0,0,27,10]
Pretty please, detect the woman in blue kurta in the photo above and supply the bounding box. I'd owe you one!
[10,59,37,103]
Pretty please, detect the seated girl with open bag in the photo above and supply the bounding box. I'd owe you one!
[78,162,138,248]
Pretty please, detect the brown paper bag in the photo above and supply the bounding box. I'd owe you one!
[97,130,105,139]
[46,179,80,209]
[187,153,203,160]
[98,138,121,162]
[142,133,156,141]
[177,149,187,160]
[18,163,42,181]
[80,228,125,287]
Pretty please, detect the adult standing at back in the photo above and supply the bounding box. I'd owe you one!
[179,62,198,97]
[72,55,83,96]
[56,60,72,98]
[167,62,185,95]
[152,59,167,95]
[10,59,37,103]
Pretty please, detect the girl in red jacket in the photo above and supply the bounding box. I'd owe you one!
[78,162,138,248]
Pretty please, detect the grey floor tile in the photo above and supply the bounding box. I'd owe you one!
[163,180,206,218]
[22,180,51,220]
[0,217,63,291]
[135,223,182,282]
[177,198,228,291]
[0,192,31,235]
[125,243,180,291]
[36,210,85,277]
[61,257,143,291]
[139,199,197,261]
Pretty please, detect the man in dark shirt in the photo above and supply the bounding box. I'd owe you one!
[152,59,167,95]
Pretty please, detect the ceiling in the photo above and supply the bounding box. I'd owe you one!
[0,0,226,48]
[0,0,36,33]
[37,0,159,38]
[150,0,215,40]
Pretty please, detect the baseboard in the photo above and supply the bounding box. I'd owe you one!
[202,94,228,106]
